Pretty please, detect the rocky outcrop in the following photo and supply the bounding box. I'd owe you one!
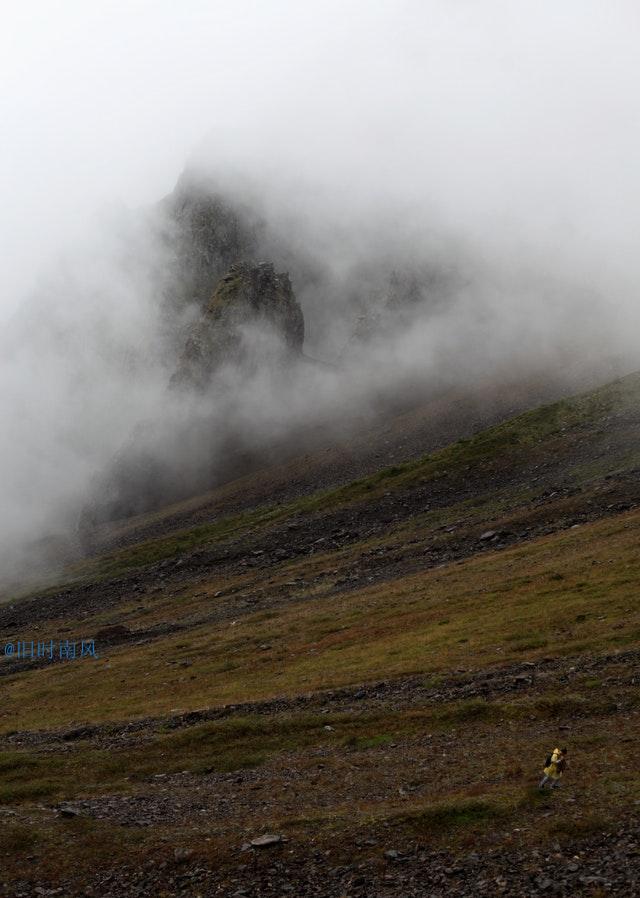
[80,262,304,525]
[172,260,304,389]
[161,173,261,313]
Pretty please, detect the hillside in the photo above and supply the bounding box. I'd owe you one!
[1,372,640,896]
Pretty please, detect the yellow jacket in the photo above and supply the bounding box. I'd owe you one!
[543,748,564,779]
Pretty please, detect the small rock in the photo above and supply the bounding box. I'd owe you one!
[250,834,285,848]
[479,530,497,541]
[58,806,81,818]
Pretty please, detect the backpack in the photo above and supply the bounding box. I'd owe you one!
[545,753,553,768]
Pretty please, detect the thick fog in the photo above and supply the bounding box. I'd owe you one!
[2,1,640,588]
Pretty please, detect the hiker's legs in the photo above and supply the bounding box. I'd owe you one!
[550,778,562,789]
[538,775,550,789]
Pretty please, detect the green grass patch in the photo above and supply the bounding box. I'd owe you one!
[398,797,509,832]
[0,780,59,803]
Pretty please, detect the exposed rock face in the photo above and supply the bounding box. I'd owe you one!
[172,260,304,389]
[80,262,304,525]
[161,173,260,313]
[79,206,304,524]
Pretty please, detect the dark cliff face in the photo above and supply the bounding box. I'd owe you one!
[172,261,304,390]
[161,173,262,314]
[81,173,459,529]
[82,234,305,526]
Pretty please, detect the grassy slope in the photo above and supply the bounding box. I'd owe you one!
[2,506,639,730]
[63,367,640,581]
[1,372,640,887]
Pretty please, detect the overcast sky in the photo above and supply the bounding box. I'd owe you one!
[2,1,640,319]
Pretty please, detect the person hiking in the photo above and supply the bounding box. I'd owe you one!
[539,746,568,790]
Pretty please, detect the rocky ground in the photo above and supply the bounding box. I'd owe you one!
[2,639,639,896]
[2,374,640,896]
[4,819,638,897]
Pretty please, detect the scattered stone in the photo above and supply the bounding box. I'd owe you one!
[62,725,96,741]
[57,806,81,819]
[250,834,285,848]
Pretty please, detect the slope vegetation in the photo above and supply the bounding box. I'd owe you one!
[1,372,640,896]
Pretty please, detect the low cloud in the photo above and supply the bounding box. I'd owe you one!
[2,1,640,588]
